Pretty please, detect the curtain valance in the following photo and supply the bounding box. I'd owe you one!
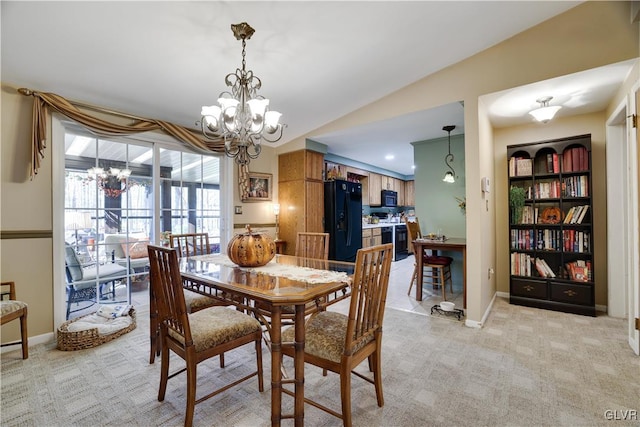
[18,88,224,178]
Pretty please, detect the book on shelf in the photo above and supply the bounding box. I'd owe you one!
[509,157,533,177]
[565,260,591,282]
[562,146,589,172]
[564,205,589,224]
[532,257,555,278]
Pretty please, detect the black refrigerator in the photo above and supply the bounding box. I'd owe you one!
[324,180,363,262]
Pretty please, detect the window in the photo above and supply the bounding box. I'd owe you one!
[62,129,222,319]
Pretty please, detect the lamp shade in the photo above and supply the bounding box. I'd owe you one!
[529,105,561,123]
[443,171,455,183]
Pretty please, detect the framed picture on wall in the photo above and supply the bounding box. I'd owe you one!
[242,172,272,202]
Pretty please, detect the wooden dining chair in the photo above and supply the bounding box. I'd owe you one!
[147,245,264,427]
[150,233,219,364]
[254,232,332,350]
[281,243,393,427]
[169,232,211,257]
[405,218,453,299]
[295,232,329,260]
[0,281,28,359]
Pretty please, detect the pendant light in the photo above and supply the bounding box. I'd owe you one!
[442,125,456,183]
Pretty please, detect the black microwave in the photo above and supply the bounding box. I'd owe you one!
[381,190,398,207]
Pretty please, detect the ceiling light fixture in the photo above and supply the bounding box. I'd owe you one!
[86,166,132,198]
[200,22,285,166]
[442,125,456,183]
[528,96,561,123]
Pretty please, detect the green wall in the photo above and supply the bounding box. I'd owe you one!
[413,134,466,289]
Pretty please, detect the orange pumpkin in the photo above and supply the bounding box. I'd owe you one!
[227,225,276,267]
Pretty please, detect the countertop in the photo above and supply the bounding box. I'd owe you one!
[362,222,406,229]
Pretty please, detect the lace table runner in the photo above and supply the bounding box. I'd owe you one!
[190,254,351,285]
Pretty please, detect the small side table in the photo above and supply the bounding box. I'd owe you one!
[274,239,286,254]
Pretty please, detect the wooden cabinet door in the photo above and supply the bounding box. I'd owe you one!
[395,179,405,206]
[305,181,324,232]
[369,173,382,205]
[306,151,324,181]
[279,150,306,182]
[404,180,415,206]
[380,175,392,191]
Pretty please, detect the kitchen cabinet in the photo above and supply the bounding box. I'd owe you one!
[395,178,405,206]
[278,149,324,255]
[404,180,415,206]
[381,175,393,191]
[362,227,381,248]
[368,172,382,206]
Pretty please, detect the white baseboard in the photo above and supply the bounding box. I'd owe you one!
[1,332,54,355]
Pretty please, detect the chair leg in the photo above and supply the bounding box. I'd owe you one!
[255,337,264,392]
[185,353,197,427]
[372,347,384,407]
[407,263,417,296]
[440,267,447,301]
[20,309,28,360]
[158,335,170,402]
[149,311,159,364]
[340,364,353,427]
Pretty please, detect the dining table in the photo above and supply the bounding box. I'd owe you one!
[179,253,354,426]
[413,237,467,308]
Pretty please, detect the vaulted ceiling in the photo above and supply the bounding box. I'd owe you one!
[5,1,627,176]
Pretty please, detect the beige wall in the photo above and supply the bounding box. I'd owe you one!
[277,1,638,323]
[1,87,55,341]
[1,2,638,340]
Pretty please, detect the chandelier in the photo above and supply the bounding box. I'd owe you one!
[200,22,285,165]
[442,125,456,183]
[86,166,132,198]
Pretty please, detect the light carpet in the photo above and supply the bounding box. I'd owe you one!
[1,298,639,426]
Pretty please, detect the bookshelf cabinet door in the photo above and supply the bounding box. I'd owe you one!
[511,278,548,299]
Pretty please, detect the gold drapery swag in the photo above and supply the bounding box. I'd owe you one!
[18,88,225,179]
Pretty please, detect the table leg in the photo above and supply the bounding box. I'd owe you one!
[270,306,282,427]
[416,245,424,301]
[294,304,306,426]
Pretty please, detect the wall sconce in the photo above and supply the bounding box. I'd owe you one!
[442,125,456,183]
[273,203,280,240]
[529,96,561,123]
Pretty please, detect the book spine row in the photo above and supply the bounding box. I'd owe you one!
[510,252,532,276]
[562,230,591,253]
[562,175,589,198]
[511,229,534,250]
[534,180,561,199]
[562,146,589,172]
[536,229,562,251]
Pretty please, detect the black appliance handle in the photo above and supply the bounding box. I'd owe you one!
[344,185,352,246]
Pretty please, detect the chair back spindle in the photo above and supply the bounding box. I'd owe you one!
[295,232,329,260]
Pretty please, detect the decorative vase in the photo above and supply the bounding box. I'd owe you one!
[227,225,276,267]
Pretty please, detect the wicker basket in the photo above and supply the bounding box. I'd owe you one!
[57,308,136,351]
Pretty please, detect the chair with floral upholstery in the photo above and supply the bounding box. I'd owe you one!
[147,244,263,427]
[1,281,28,359]
[281,243,393,427]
